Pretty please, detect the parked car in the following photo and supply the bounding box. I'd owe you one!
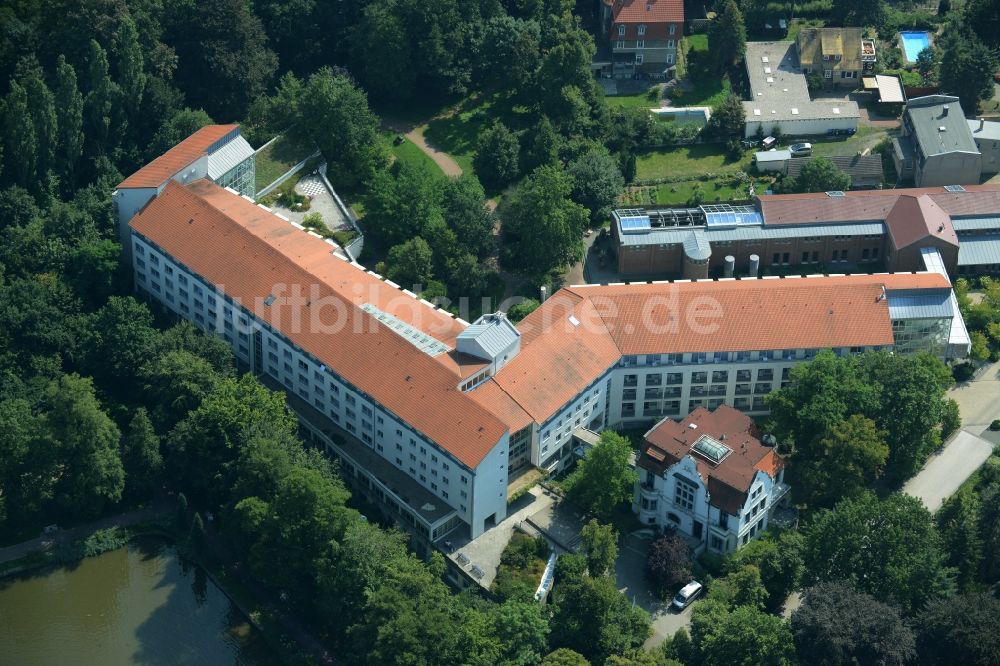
[671,580,704,611]
[789,142,812,156]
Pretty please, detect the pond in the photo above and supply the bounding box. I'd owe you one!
[0,538,275,665]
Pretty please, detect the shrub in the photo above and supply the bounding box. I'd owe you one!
[991,420,1000,432]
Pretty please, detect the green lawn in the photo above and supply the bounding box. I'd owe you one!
[254,135,316,195]
[636,143,748,180]
[423,93,528,176]
[809,125,888,158]
[384,132,444,177]
[606,85,662,109]
[672,35,732,108]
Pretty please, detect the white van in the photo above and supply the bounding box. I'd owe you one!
[671,581,703,611]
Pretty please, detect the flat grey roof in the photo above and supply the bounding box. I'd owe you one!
[745,41,811,103]
[958,234,1000,266]
[969,119,1000,142]
[907,96,979,156]
[887,291,954,320]
[618,220,884,246]
[952,216,1000,232]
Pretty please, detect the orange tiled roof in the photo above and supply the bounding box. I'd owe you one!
[128,180,507,468]
[640,405,783,515]
[612,0,683,23]
[483,273,950,426]
[118,125,239,189]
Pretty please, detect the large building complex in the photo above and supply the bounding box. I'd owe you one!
[612,184,1000,278]
[120,129,972,567]
[634,406,788,554]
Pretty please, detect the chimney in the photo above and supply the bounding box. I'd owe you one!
[942,105,949,117]
[981,118,986,131]
[540,285,548,302]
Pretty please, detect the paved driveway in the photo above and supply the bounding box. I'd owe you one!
[949,361,1000,431]
[903,430,994,513]
[615,532,697,647]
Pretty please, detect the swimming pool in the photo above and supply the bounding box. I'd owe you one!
[900,31,933,63]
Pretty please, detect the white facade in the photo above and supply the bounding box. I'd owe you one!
[129,230,507,540]
[635,456,782,554]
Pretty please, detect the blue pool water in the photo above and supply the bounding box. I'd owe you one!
[901,31,932,63]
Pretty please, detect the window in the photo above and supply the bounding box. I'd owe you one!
[841,70,856,79]
[635,53,644,64]
[824,70,833,79]
[710,535,723,551]
[618,24,625,36]
[667,39,675,48]
[616,40,625,49]
[674,478,696,511]
[636,41,644,50]
[638,24,646,36]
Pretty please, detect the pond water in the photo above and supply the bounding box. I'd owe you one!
[0,538,275,665]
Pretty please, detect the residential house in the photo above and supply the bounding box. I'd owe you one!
[893,95,982,187]
[634,405,789,554]
[796,27,876,87]
[599,0,683,79]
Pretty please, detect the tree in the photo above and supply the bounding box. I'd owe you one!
[541,648,591,666]
[551,574,651,664]
[645,532,693,596]
[292,68,387,189]
[521,115,560,173]
[564,431,637,518]
[21,71,57,180]
[941,398,961,440]
[830,0,886,27]
[508,298,540,323]
[693,603,794,666]
[42,373,125,517]
[709,94,746,138]
[442,174,495,259]
[122,408,162,499]
[0,397,45,524]
[936,486,983,591]
[167,375,297,506]
[791,581,915,666]
[965,0,1000,48]
[802,492,954,613]
[82,39,120,159]
[147,108,213,161]
[480,16,542,91]
[492,600,551,666]
[917,592,1000,666]
[113,15,146,117]
[379,237,436,289]
[709,1,747,72]
[939,21,996,116]
[728,530,804,612]
[474,122,521,190]
[915,46,939,86]
[580,519,619,577]
[169,0,278,119]
[83,297,160,396]
[709,565,768,610]
[53,55,84,185]
[566,146,624,224]
[364,161,444,248]
[2,80,37,188]
[789,157,850,194]
[794,415,888,509]
[555,552,589,587]
[501,165,588,277]
[350,4,416,101]
[139,349,221,431]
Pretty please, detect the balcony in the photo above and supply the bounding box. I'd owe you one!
[769,481,791,505]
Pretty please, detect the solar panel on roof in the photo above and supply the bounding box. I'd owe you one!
[944,185,966,192]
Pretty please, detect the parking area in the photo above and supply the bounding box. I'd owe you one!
[614,531,698,647]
